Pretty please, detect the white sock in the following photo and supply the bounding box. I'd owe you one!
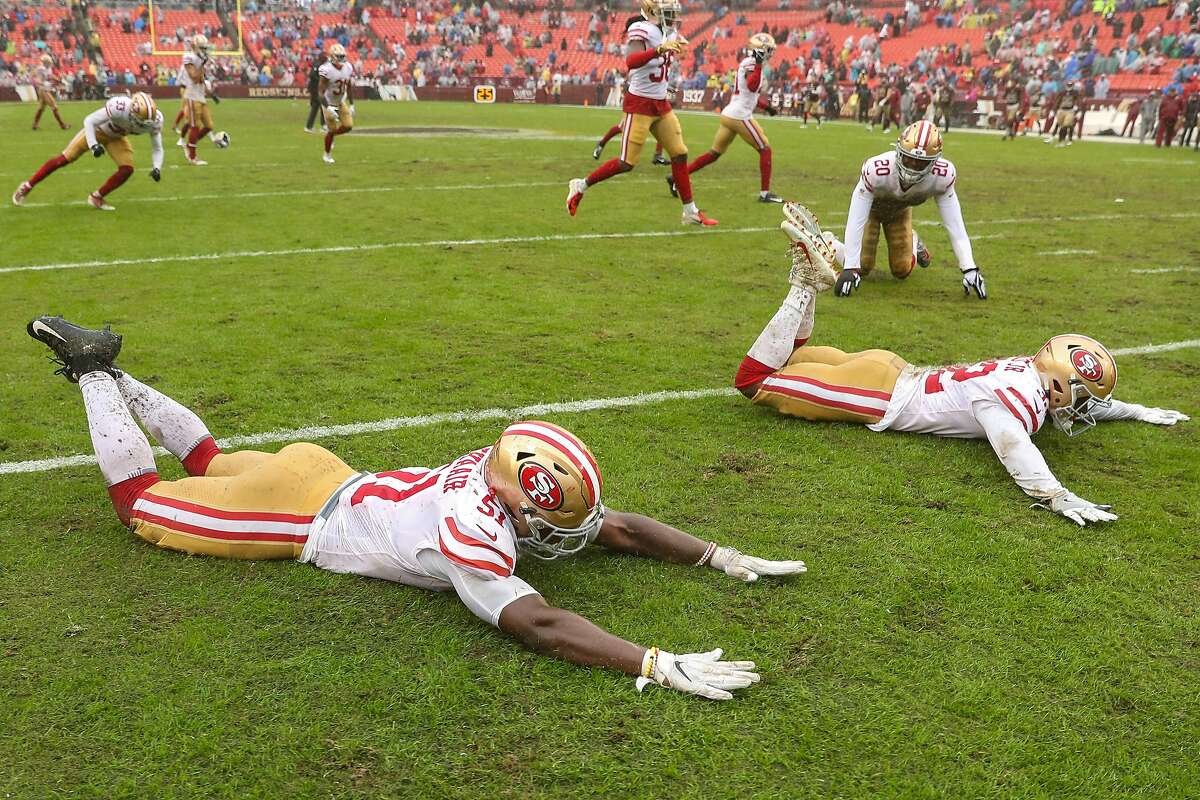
[683,201,698,214]
[116,372,212,461]
[747,287,813,369]
[80,372,156,486]
[795,295,816,342]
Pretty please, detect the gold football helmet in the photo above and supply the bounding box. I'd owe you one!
[330,43,347,65]
[41,53,53,66]
[748,32,776,60]
[192,34,210,56]
[130,92,157,122]
[896,120,943,186]
[486,420,605,560]
[1033,334,1118,436]
[640,0,682,29]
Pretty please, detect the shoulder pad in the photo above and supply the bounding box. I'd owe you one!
[627,20,656,40]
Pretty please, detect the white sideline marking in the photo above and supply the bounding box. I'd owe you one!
[0,227,777,275]
[1037,248,1098,256]
[0,388,736,476]
[3,338,1198,477]
[1130,267,1199,274]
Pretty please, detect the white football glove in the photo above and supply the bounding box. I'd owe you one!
[961,267,987,299]
[326,105,340,122]
[635,647,759,701]
[1138,407,1189,425]
[710,546,807,583]
[1031,491,1118,526]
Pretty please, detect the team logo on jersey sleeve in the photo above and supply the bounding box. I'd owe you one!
[518,463,564,511]
[1071,348,1104,381]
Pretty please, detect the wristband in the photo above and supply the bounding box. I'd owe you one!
[641,646,660,679]
[694,541,718,567]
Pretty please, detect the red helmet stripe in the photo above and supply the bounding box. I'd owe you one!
[525,419,603,495]
[503,422,599,506]
[917,120,931,150]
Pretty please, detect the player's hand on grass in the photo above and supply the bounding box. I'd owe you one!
[835,268,861,297]
[1031,491,1118,526]
[635,647,759,700]
[962,267,987,299]
[149,168,161,182]
[1137,407,1189,425]
[91,143,104,158]
[711,546,806,583]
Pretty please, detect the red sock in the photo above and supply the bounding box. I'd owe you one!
[33,107,44,126]
[174,108,186,126]
[96,165,133,197]
[29,154,68,187]
[734,355,776,390]
[324,131,335,153]
[181,435,221,477]
[687,150,718,174]
[186,126,202,159]
[654,143,663,155]
[107,472,161,527]
[759,147,772,192]
[793,337,809,349]
[53,108,66,127]
[585,158,624,186]
[599,124,621,146]
[670,160,694,204]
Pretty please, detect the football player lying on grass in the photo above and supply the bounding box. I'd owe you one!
[26,317,807,701]
[732,204,1189,526]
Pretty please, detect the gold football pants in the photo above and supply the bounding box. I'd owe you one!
[129,443,356,560]
[322,100,354,132]
[711,115,769,153]
[860,207,915,278]
[620,110,687,164]
[186,98,214,130]
[63,129,134,168]
[751,346,907,423]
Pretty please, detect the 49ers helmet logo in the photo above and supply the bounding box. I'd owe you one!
[1071,348,1104,382]
[518,462,564,511]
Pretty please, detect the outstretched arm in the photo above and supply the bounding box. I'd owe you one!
[973,400,1117,526]
[596,509,807,582]
[413,549,759,700]
[1091,398,1189,426]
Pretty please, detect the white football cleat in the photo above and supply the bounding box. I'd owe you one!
[187,157,208,166]
[176,136,186,147]
[782,201,823,239]
[780,221,837,292]
[566,178,586,216]
[12,181,32,206]
[87,192,115,211]
[323,152,336,164]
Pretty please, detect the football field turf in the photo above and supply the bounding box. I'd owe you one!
[1,99,1197,798]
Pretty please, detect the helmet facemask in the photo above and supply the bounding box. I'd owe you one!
[895,146,936,187]
[517,502,606,561]
[1046,378,1111,436]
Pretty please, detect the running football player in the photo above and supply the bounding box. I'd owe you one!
[1046,80,1080,147]
[31,54,69,131]
[181,34,222,165]
[733,208,1188,524]
[319,43,355,164]
[12,92,163,211]
[1001,78,1024,140]
[25,316,808,700]
[667,33,782,204]
[835,120,986,299]
[567,0,717,226]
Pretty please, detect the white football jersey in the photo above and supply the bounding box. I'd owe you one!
[35,65,54,90]
[93,95,164,138]
[302,446,521,586]
[625,20,677,100]
[181,52,209,101]
[873,356,1049,439]
[857,149,957,215]
[722,56,765,120]
[319,61,355,105]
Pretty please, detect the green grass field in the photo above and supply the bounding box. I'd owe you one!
[1,98,1197,799]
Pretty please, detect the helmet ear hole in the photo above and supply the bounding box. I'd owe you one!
[1052,379,1063,394]
[552,463,569,475]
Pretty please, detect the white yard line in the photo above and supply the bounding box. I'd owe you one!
[2,338,1197,477]
[1130,267,1200,274]
[1037,248,1098,256]
[0,227,777,275]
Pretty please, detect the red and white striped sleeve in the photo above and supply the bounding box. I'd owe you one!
[437,514,517,580]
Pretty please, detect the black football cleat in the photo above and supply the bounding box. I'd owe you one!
[652,153,669,165]
[27,315,123,383]
[666,175,678,198]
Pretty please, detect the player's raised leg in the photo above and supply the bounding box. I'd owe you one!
[568,113,639,216]
[669,118,733,198]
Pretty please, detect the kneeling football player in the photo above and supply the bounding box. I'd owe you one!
[732,206,1188,525]
[26,317,807,701]
[836,120,987,299]
[13,92,163,211]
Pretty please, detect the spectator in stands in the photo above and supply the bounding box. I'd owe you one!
[1095,73,1110,100]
